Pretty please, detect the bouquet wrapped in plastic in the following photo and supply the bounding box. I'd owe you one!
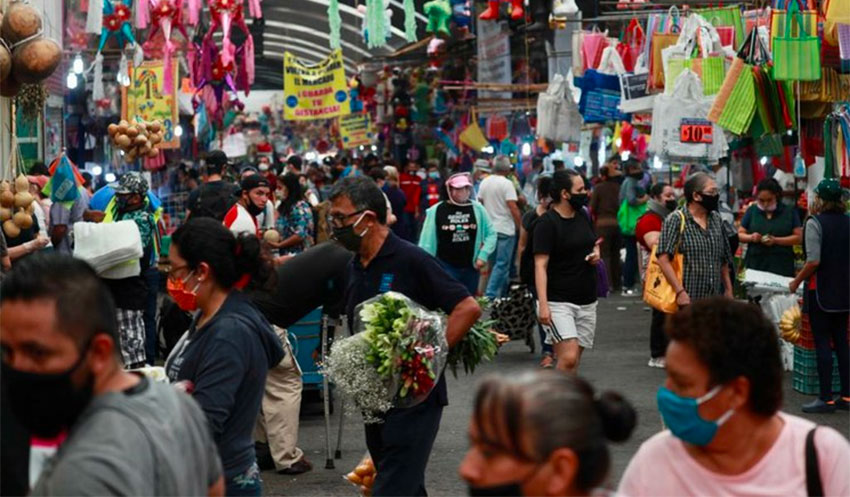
[325,292,448,422]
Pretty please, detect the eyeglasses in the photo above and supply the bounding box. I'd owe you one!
[327,210,366,228]
[166,264,191,281]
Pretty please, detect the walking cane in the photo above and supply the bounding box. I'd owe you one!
[321,313,334,469]
[335,395,345,459]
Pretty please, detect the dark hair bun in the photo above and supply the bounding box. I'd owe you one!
[595,391,637,443]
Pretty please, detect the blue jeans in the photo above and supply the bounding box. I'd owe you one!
[486,234,517,299]
[143,268,160,365]
[441,262,480,296]
[226,463,262,496]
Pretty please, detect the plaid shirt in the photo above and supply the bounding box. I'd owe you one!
[657,207,732,300]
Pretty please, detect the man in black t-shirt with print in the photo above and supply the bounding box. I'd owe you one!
[329,177,481,496]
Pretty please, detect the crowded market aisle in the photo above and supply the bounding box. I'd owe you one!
[264,293,850,497]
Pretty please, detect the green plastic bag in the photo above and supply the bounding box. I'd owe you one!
[617,199,647,236]
[700,57,725,96]
[773,2,822,81]
[716,58,757,135]
[695,5,745,48]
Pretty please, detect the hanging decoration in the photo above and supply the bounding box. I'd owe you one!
[361,0,392,48]
[404,0,418,42]
[479,0,524,21]
[189,0,260,123]
[329,0,342,49]
[92,0,142,102]
[450,0,472,38]
[141,0,194,95]
[424,0,452,37]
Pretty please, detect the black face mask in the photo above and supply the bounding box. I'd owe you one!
[697,193,720,212]
[630,172,644,179]
[332,213,368,252]
[468,483,523,497]
[568,193,589,211]
[665,199,678,211]
[2,349,94,438]
[246,200,265,217]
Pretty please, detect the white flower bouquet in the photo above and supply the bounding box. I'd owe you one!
[325,292,447,422]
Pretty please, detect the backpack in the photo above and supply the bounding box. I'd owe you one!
[191,184,236,221]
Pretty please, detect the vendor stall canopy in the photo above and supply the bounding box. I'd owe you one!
[221,0,430,88]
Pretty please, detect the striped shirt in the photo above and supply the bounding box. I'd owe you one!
[657,208,733,300]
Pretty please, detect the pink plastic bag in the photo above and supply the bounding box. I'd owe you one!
[582,30,609,71]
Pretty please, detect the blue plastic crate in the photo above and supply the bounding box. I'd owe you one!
[288,307,324,389]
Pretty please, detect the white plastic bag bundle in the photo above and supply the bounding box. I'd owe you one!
[536,74,581,143]
[73,221,143,277]
[648,70,728,162]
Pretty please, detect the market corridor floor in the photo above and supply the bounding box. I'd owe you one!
[263,294,850,496]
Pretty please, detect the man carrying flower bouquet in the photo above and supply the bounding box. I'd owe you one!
[329,176,482,496]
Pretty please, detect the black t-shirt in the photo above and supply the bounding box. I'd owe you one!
[520,210,540,287]
[533,209,597,305]
[345,231,471,406]
[249,242,353,328]
[4,214,39,249]
[435,202,477,268]
[188,181,239,221]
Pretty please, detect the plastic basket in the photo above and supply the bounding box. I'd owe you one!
[793,373,841,395]
[798,314,815,350]
[792,346,841,395]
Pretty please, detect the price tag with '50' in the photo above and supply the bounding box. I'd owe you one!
[680,119,714,144]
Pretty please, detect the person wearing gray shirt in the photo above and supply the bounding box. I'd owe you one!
[0,254,224,496]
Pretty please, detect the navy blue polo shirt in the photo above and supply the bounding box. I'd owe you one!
[345,231,471,406]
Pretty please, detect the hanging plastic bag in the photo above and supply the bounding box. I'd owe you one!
[536,75,565,140]
[694,5,746,48]
[581,28,610,71]
[825,0,850,46]
[770,0,818,50]
[649,70,729,162]
[459,108,489,152]
[709,29,763,135]
[773,1,822,81]
[617,18,645,72]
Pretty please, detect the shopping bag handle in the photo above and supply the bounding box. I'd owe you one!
[783,0,810,39]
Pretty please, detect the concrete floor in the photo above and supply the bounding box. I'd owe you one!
[263,294,850,496]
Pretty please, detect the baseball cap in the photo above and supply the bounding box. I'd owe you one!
[240,174,270,193]
[110,171,149,195]
[814,178,843,202]
[446,173,473,189]
[474,158,491,173]
[206,150,229,168]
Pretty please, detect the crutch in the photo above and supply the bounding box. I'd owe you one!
[321,314,334,469]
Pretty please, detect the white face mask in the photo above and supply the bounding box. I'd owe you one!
[258,163,269,172]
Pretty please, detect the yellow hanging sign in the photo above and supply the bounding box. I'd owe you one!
[338,113,376,149]
[283,50,350,121]
[121,59,180,149]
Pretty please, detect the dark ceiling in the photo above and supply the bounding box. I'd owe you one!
[223,0,431,89]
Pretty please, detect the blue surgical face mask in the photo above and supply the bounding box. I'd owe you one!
[657,385,734,446]
[429,171,440,180]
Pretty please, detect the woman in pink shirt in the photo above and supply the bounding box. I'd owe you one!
[619,298,850,497]
[460,370,636,496]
